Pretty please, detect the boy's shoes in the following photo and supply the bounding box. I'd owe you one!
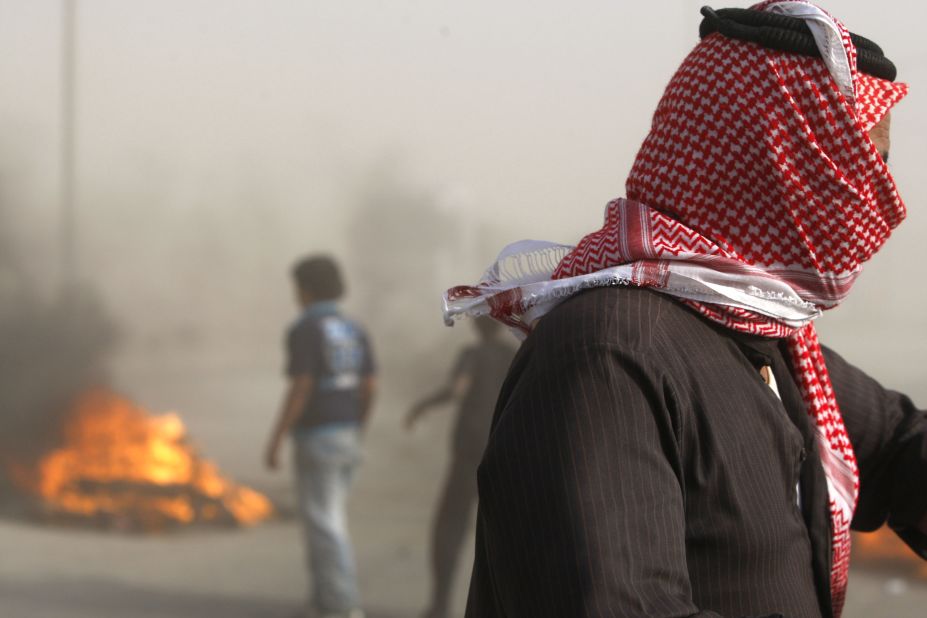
[304,608,365,618]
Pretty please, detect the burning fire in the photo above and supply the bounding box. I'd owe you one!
[8,388,273,530]
[854,529,927,579]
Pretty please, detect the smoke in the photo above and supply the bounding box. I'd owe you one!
[344,162,468,391]
[0,200,119,469]
[343,159,514,391]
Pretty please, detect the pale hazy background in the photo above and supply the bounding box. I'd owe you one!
[1,0,924,391]
[0,2,924,615]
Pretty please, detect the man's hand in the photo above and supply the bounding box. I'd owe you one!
[405,375,471,432]
[264,438,282,471]
[404,404,426,430]
[265,375,313,471]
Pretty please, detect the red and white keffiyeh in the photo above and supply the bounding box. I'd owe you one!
[443,2,907,614]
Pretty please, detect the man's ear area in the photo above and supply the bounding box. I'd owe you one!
[868,112,892,163]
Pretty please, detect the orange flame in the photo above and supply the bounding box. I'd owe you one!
[853,528,927,579]
[8,388,273,529]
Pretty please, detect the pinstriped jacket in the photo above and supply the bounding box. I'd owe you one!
[465,286,927,618]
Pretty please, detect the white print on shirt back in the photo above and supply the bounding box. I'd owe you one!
[320,317,364,391]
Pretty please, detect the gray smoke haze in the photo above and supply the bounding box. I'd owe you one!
[0,3,925,616]
[0,200,118,467]
[0,0,924,403]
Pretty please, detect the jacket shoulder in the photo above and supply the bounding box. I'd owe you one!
[532,286,710,354]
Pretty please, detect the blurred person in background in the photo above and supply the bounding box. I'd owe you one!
[444,3,927,617]
[405,317,516,618]
[265,255,376,618]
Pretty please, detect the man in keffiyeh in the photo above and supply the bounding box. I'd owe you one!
[445,3,927,617]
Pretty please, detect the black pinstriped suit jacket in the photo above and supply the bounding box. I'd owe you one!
[465,286,927,618]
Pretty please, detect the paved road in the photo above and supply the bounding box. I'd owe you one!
[1,356,924,617]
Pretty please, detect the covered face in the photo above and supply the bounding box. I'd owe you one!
[444,1,910,336]
[620,1,908,307]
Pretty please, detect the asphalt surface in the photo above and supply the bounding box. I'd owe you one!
[1,351,924,617]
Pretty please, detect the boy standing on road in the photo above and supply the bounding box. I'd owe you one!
[266,255,376,618]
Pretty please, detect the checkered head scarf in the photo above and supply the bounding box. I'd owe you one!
[443,1,907,614]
